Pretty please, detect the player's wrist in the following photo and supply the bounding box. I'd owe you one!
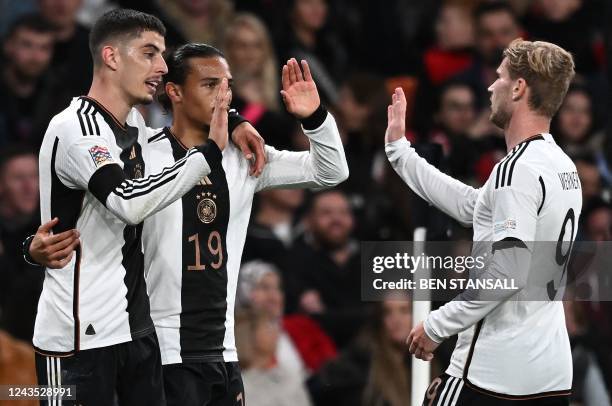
[300,104,327,130]
[228,110,248,135]
[23,235,42,267]
[423,319,444,344]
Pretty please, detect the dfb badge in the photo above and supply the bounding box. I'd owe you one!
[196,191,217,223]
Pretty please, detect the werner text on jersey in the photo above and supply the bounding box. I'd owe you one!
[386,133,582,398]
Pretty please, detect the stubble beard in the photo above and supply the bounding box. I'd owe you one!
[490,102,511,129]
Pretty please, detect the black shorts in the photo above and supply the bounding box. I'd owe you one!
[35,332,164,406]
[423,374,570,406]
[163,361,244,406]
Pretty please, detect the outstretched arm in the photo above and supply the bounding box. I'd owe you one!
[385,87,479,226]
[256,59,348,191]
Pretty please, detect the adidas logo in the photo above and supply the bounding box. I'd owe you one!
[85,324,96,335]
[199,176,213,186]
[129,146,136,160]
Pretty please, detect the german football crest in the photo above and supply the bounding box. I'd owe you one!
[197,192,217,223]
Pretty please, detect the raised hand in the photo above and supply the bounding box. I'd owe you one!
[280,58,320,119]
[385,87,407,143]
[209,78,231,150]
[30,217,80,269]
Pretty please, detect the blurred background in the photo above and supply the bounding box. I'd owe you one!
[0,0,610,405]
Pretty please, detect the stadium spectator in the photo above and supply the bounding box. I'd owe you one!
[0,14,55,147]
[235,308,313,406]
[154,0,233,47]
[332,73,408,240]
[237,260,337,375]
[309,298,415,406]
[423,1,475,86]
[242,189,304,269]
[564,300,611,406]
[0,146,42,341]
[522,0,604,75]
[39,0,92,96]
[575,155,603,202]
[223,13,295,150]
[277,0,348,104]
[285,189,364,347]
[582,197,612,242]
[454,1,522,109]
[553,84,604,158]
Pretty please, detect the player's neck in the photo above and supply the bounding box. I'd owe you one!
[87,77,133,125]
[504,108,550,151]
[170,119,209,149]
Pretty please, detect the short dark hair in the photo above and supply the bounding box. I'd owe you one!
[474,1,518,25]
[158,43,225,111]
[5,13,54,39]
[89,8,166,66]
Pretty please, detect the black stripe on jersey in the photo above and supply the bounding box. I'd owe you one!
[76,99,87,136]
[88,163,128,204]
[111,149,200,199]
[114,124,155,339]
[537,176,546,215]
[463,318,484,380]
[113,173,179,200]
[91,111,100,136]
[166,132,231,362]
[147,130,167,143]
[117,149,195,189]
[499,143,524,188]
[83,102,94,135]
[505,142,529,186]
[50,137,86,352]
[502,134,544,186]
[494,145,519,189]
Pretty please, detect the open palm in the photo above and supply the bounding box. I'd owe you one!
[281,58,320,119]
[385,87,407,143]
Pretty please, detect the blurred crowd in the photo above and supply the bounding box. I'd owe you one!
[0,0,610,405]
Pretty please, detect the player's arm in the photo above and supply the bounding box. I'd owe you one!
[60,79,231,225]
[228,110,267,177]
[385,87,478,226]
[409,161,541,360]
[255,58,348,191]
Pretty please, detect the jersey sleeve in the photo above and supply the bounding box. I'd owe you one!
[492,161,541,243]
[424,242,531,342]
[52,119,222,226]
[385,137,479,227]
[255,108,349,192]
[53,125,119,190]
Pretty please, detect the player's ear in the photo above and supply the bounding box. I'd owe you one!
[101,45,119,71]
[166,82,182,105]
[512,78,527,102]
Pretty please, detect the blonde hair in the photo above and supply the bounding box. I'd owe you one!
[503,38,575,118]
[224,13,280,111]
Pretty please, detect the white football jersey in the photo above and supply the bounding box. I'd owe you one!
[35,97,216,355]
[142,112,348,364]
[386,133,582,397]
